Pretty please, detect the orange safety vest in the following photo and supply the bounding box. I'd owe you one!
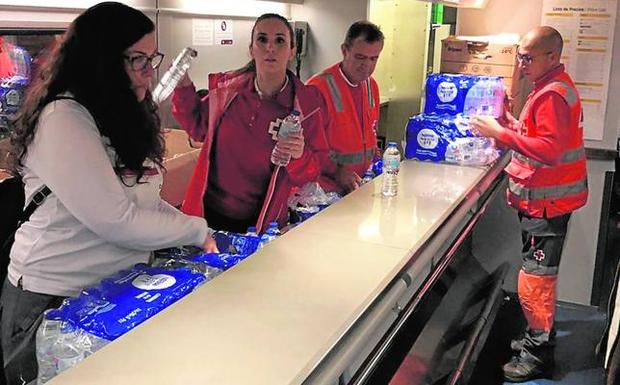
[307,63,380,191]
[505,70,588,218]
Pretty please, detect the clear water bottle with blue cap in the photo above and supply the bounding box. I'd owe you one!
[271,110,302,166]
[259,222,280,248]
[361,170,374,184]
[245,226,258,237]
[381,142,401,197]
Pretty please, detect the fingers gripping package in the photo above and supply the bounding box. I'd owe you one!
[424,73,505,118]
[154,230,262,272]
[405,114,500,166]
[36,264,209,383]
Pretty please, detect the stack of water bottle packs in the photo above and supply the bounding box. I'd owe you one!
[35,226,282,383]
[405,73,504,166]
[35,262,215,383]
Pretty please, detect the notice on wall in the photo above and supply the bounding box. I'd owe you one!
[192,19,214,46]
[215,19,234,45]
[542,0,617,140]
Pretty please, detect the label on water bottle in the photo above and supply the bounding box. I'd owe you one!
[417,129,439,149]
[384,156,400,175]
[437,82,458,103]
[278,121,301,138]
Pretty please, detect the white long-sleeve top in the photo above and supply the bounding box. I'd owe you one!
[9,98,209,297]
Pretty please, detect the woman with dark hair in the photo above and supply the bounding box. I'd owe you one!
[172,13,331,234]
[2,3,217,383]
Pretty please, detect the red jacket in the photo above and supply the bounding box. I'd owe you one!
[500,65,587,217]
[307,63,380,193]
[172,70,328,232]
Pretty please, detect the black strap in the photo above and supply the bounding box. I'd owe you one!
[19,185,51,224]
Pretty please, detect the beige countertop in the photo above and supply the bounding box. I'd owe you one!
[50,160,493,385]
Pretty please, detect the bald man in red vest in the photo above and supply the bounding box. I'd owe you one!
[471,26,588,382]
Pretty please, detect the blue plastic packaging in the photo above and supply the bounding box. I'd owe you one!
[424,73,505,117]
[372,159,383,175]
[405,113,499,165]
[188,252,249,270]
[46,264,206,341]
[212,231,260,255]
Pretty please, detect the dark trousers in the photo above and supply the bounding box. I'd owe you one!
[0,278,65,385]
[517,212,571,364]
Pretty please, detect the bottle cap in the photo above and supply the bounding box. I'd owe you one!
[247,226,257,233]
[291,110,300,116]
[388,141,397,147]
[185,47,198,58]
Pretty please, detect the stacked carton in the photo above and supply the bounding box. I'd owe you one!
[440,35,521,99]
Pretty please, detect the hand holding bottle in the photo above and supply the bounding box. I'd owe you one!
[273,130,305,161]
[271,110,303,167]
[178,72,193,88]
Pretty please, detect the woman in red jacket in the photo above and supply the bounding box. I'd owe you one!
[172,13,330,234]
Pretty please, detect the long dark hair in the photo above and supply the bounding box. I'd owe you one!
[9,1,164,182]
[233,13,295,75]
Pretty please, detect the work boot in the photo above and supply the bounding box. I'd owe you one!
[511,329,556,352]
[502,351,553,382]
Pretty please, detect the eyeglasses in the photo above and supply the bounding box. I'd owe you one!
[516,51,552,65]
[124,52,164,71]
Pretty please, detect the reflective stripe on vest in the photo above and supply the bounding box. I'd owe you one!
[321,73,344,112]
[330,148,375,165]
[513,147,585,168]
[509,178,587,200]
[322,73,375,112]
[548,79,578,107]
[366,80,374,108]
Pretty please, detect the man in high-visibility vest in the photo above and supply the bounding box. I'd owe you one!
[307,21,384,194]
[471,26,588,382]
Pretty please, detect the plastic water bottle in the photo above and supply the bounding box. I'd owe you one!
[152,47,198,104]
[271,110,302,167]
[381,142,400,197]
[51,328,84,376]
[361,170,374,184]
[259,222,280,248]
[36,311,62,384]
[245,226,258,237]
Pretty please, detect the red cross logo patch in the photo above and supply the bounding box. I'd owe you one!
[533,249,546,262]
[267,118,283,140]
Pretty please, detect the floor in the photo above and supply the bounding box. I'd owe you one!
[469,294,607,385]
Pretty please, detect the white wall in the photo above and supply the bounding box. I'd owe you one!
[458,0,620,305]
[290,0,370,80]
[457,0,620,151]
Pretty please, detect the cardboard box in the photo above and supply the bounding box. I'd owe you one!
[0,131,200,208]
[161,129,201,208]
[440,36,521,97]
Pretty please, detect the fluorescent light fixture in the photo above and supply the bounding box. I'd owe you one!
[168,0,290,17]
[416,0,490,8]
[0,0,101,7]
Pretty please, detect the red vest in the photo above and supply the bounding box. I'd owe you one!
[505,70,588,217]
[174,71,325,232]
[307,63,380,192]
